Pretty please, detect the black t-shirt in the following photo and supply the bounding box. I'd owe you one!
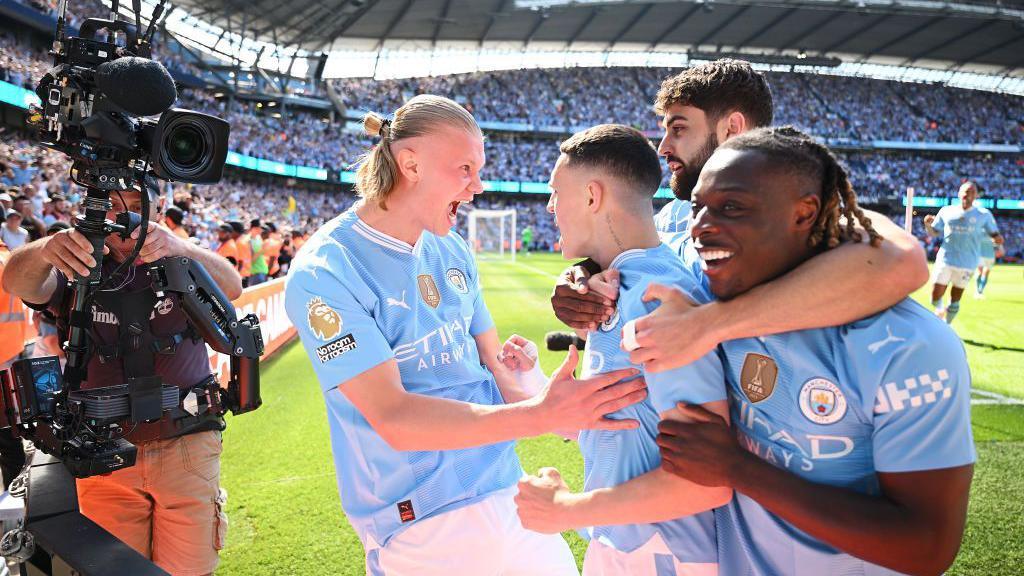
[39,259,213,391]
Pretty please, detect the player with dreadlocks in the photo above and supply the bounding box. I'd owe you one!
[655,126,974,576]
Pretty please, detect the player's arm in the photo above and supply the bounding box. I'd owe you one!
[923,212,942,237]
[658,333,975,575]
[660,407,971,575]
[515,401,732,534]
[630,211,929,371]
[338,349,645,452]
[475,328,544,403]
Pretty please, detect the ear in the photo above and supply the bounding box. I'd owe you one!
[394,147,420,183]
[793,193,820,231]
[719,111,748,143]
[586,180,604,213]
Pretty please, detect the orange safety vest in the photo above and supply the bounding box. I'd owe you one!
[0,246,28,365]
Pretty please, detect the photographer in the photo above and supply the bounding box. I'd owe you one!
[1,181,242,576]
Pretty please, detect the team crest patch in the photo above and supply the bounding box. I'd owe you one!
[600,308,620,332]
[739,353,778,403]
[446,268,469,294]
[307,296,342,341]
[799,378,847,425]
[156,298,174,315]
[418,274,441,308]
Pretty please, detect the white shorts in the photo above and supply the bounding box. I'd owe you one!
[932,263,974,289]
[979,257,995,269]
[364,487,578,576]
[582,533,717,576]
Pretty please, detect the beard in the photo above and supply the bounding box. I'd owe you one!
[669,132,719,201]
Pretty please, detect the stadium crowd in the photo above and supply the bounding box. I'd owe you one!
[0,18,1021,262]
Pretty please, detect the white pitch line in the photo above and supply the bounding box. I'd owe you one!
[514,261,561,280]
[970,389,1024,406]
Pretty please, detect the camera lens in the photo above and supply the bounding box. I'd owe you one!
[166,126,204,168]
[165,124,207,170]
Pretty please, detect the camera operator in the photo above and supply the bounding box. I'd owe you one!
[1,181,243,576]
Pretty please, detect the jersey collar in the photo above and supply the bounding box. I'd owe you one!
[353,217,422,256]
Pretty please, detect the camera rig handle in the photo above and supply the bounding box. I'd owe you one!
[147,256,263,359]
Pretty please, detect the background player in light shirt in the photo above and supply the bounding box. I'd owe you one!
[552,60,929,373]
[285,95,649,576]
[924,181,1002,322]
[515,125,729,576]
[655,127,974,576]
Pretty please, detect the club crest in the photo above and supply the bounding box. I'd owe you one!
[799,378,847,425]
[418,274,441,308]
[446,268,469,294]
[307,296,342,341]
[740,353,778,403]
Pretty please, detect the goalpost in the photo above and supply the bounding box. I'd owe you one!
[467,208,517,263]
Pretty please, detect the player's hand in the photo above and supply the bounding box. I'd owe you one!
[656,403,744,488]
[131,221,194,264]
[626,283,719,372]
[923,215,936,227]
[499,334,538,372]
[40,228,109,279]
[551,265,619,331]
[533,345,646,432]
[515,467,575,534]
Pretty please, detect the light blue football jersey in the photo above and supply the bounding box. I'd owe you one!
[713,299,975,576]
[284,209,521,547]
[654,198,693,235]
[578,244,727,564]
[932,204,998,269]
[974,204,998,260]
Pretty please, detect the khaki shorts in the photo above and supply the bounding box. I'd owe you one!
[76,430,227,576]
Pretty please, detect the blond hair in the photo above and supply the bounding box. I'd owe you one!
[355,94,481,209]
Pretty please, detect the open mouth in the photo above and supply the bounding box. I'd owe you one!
[695,244,735,273]
[448,201,462,222]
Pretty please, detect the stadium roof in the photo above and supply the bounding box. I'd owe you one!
[169,0,1024,76]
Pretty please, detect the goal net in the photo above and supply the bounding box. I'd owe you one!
[467,209,516,262]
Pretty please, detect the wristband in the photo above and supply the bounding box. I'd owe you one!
[516,361,547,397]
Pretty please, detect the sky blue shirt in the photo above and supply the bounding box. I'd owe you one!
[284,209,521,547]
[714,299,975,576]
[654,198,692,235]
[578,244,726,564]
[932,204,999,269]
[974,204,998,260]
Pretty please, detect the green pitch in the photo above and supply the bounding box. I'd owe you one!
[216,255,1024,575]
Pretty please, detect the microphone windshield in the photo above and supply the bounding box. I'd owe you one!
[95,57,177,117]
[545,331,587,352]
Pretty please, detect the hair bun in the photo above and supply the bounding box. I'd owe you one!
[362,112,385,137]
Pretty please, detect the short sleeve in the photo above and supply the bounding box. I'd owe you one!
[931,210,946,233]
[983,213,999,235]
[23,269,69,317]
[621,290,725,411]
[871,338,975,473]
[285,266,394,393]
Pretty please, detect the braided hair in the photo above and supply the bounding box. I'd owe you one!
[719,126,883,250]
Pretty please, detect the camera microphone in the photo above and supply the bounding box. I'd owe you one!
[545,331,587,352]
[95,57,177,117]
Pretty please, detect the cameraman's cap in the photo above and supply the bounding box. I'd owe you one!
[130,174,162,202]
[218,222,233,233]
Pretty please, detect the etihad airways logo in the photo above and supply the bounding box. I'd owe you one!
[393,315,474,371]
[733,396,855,474]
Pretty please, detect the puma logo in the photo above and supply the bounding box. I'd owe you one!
[386,290,411,310]
[868,324,906,354]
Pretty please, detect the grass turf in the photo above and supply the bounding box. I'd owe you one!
[216,255,1024,575]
